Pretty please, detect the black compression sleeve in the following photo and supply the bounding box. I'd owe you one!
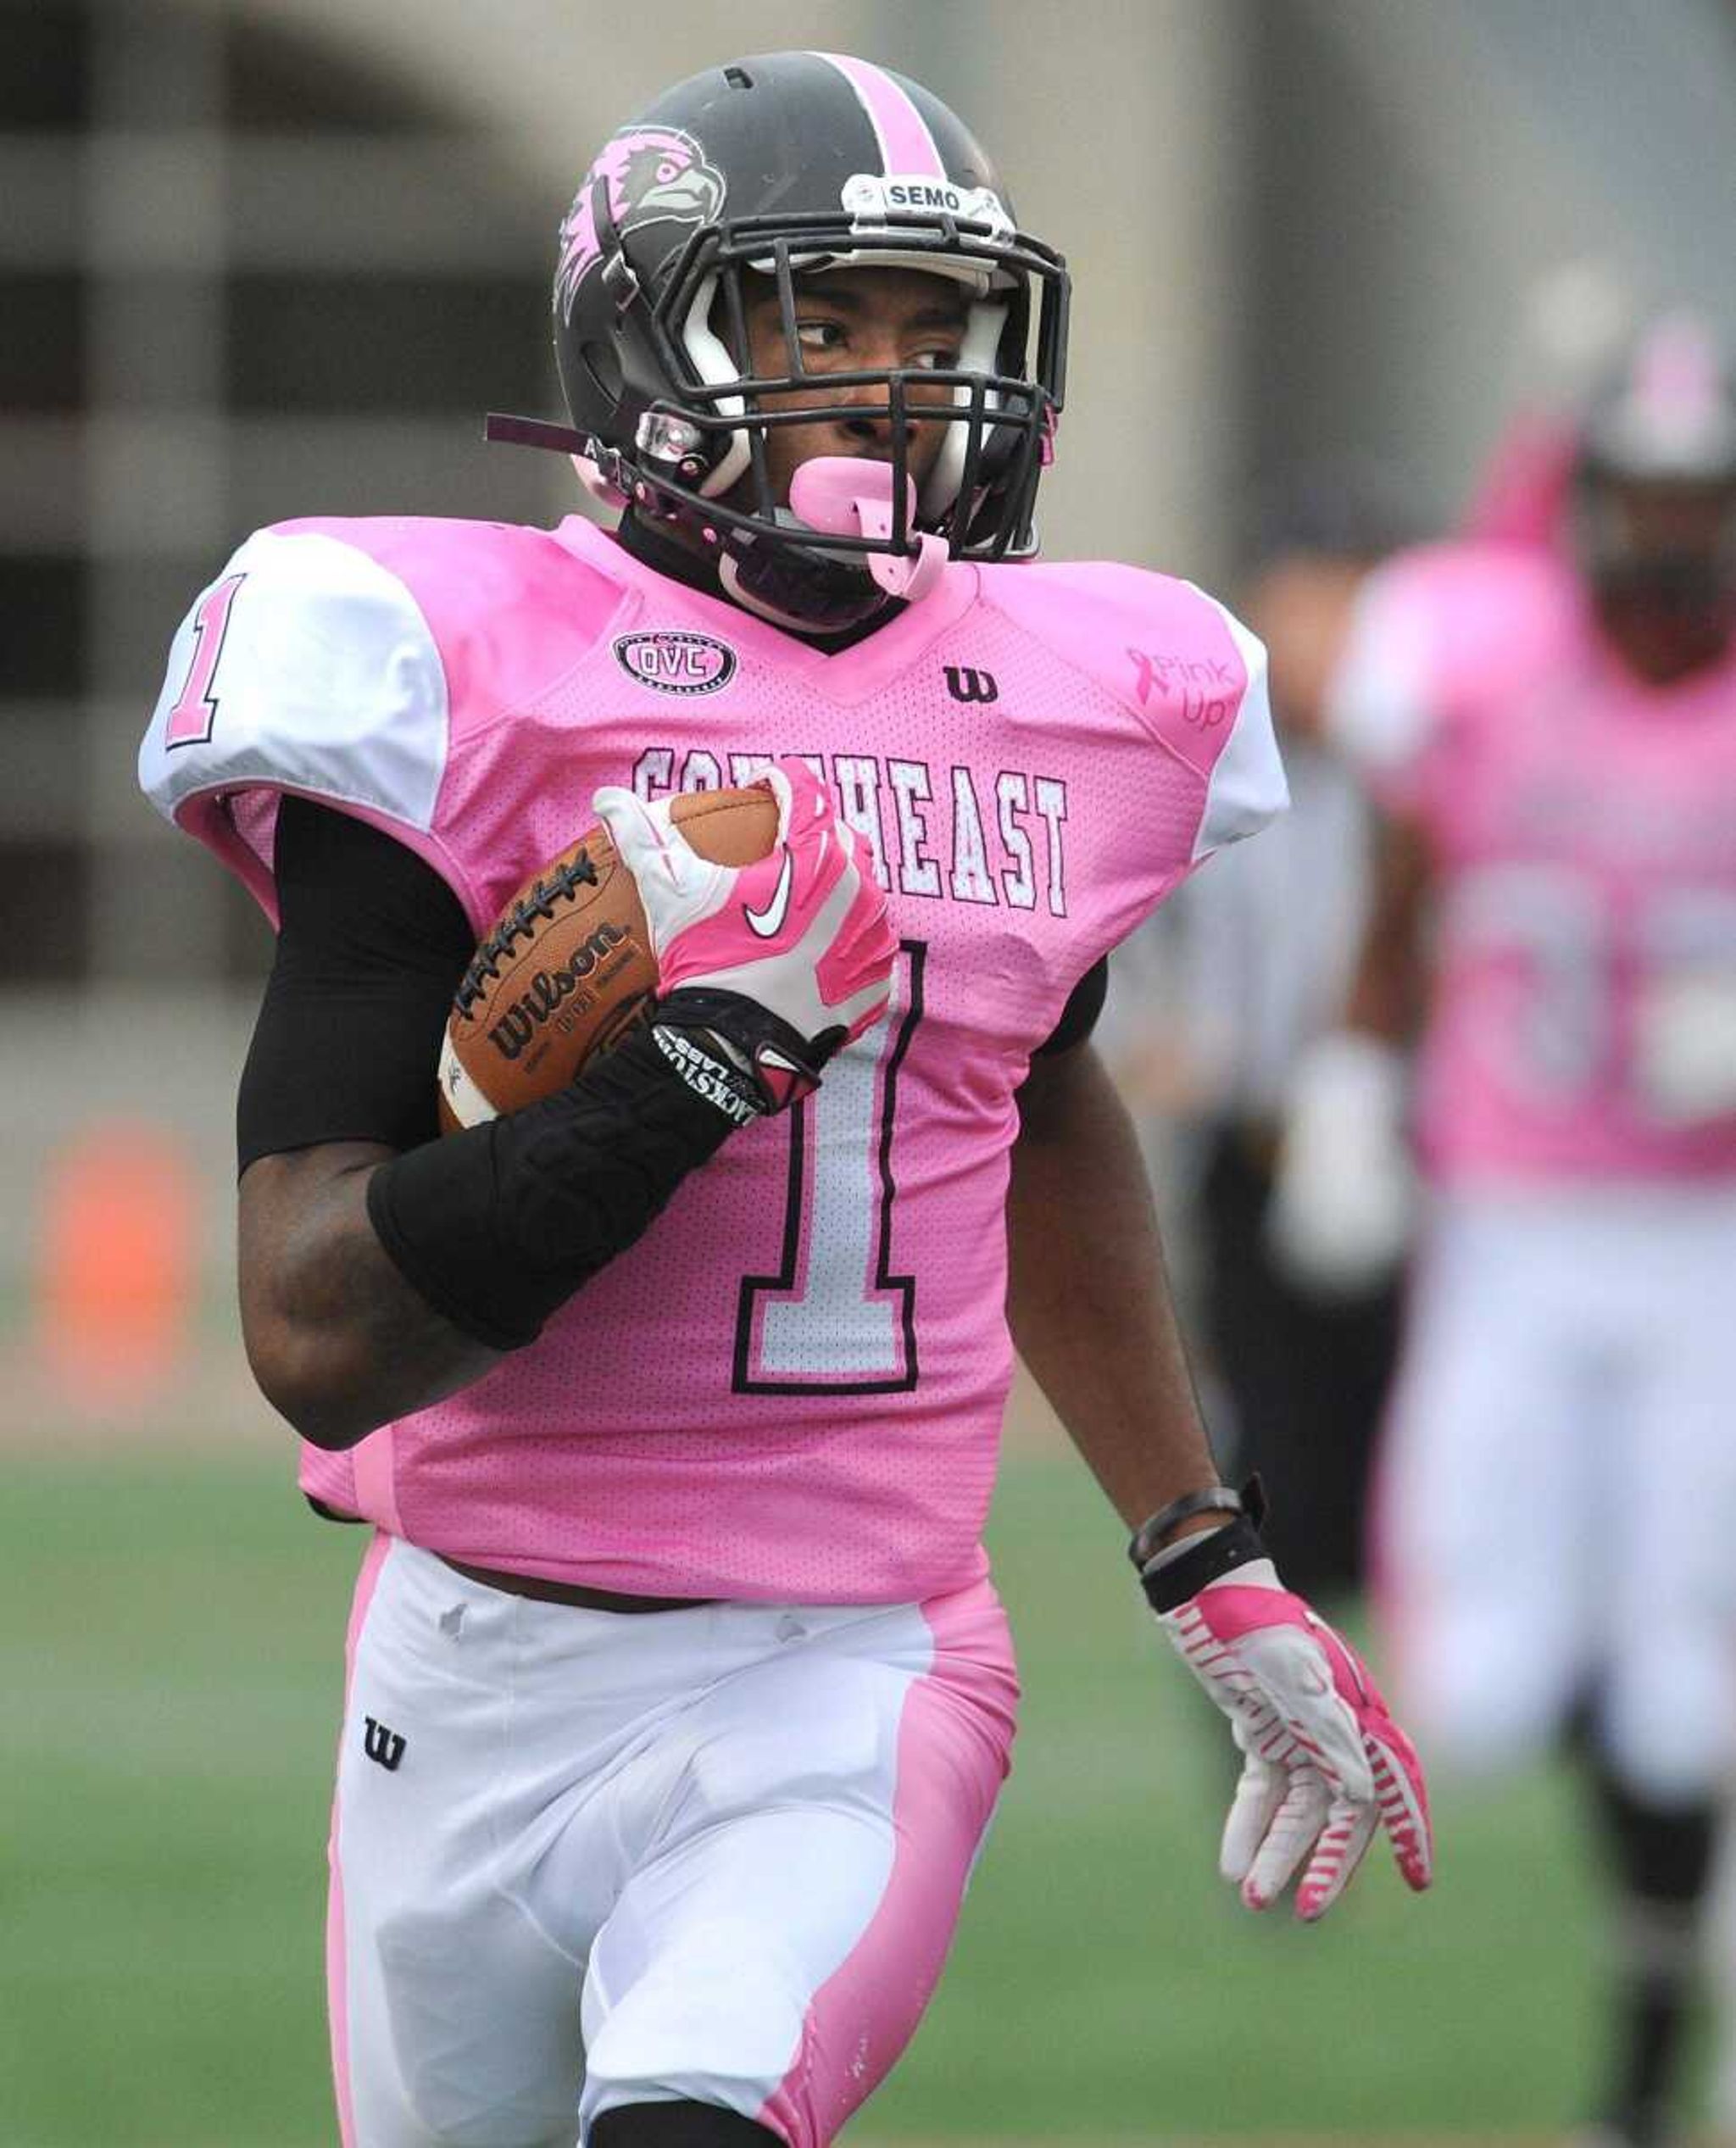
[245,798,774,1350]
[365,1019,742,1349]
[238,797,475,1171]
[1032,954,1109,1059]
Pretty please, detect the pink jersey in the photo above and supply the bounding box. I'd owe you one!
[1332,541,1736,1187]
[140,513,1283,1601]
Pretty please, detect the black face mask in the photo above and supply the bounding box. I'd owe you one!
[1596,548,1729,619]
[1574,472,1736,677]
[1592,561,1736,685]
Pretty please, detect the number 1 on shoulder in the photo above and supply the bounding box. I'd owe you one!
[164,573,246,749]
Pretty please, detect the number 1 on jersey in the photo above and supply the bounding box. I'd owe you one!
[733,942,924,1394]
[164,574,245,748]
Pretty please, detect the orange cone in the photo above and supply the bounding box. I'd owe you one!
[39,1121,198,1411]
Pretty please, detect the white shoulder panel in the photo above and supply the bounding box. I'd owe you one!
[1325,560,1439,779]
[138,527,449,833]
[1188,588,1290,861]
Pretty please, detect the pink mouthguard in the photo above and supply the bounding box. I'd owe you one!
[788,458,948,601]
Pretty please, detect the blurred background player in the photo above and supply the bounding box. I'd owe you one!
[1282,313,1736,2148]
[1108,464,1420,1603]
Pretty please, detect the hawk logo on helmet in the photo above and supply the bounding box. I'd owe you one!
[555,127,726,323]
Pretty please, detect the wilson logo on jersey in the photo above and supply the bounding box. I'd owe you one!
[362,1717,406,1772]
[614,630,739,695]
[943,665,999,704]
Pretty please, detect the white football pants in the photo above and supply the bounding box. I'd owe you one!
[327,1537,1017,2148]
[1373,1184,1736,1803]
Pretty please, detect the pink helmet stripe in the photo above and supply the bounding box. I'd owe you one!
[814,52,947,180]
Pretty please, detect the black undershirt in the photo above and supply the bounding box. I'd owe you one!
[236,798,473,1171]
[238,799,1107,1172]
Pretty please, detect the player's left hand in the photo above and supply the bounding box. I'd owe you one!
[1153,1553,1433,1920]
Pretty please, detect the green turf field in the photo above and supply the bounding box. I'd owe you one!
[0,1446,1700,2145]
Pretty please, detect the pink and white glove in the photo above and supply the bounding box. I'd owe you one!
[593,760,896,1116]
[1157,1556,1433,1920]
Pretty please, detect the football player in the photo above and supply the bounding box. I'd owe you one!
[1282,314,1736,2148]
[141,53,1429,2148]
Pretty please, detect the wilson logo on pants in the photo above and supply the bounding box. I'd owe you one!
[363,1716,407,1772]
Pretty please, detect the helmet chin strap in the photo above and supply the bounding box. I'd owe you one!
[718,459,949,631]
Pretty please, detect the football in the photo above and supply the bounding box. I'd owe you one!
[437,786,780,1131]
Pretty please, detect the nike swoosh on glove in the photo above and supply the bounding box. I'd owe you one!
[593,760,897,1111]
[1160,1559,1433,1920]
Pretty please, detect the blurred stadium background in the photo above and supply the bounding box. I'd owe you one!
[4,1,1736,2142]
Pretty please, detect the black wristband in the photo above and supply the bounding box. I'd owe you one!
[1127,1472,1268,1571]
[655,986,832,1116]
[1137,1513,1268,1616]
[1130,1487,1237,1570]
[366,1020,743,1349]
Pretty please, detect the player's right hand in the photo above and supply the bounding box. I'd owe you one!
[593,759,896,1113]
[1266,1031,1415,1294]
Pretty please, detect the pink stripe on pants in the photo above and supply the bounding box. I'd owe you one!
[759,1579,1017,2148]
